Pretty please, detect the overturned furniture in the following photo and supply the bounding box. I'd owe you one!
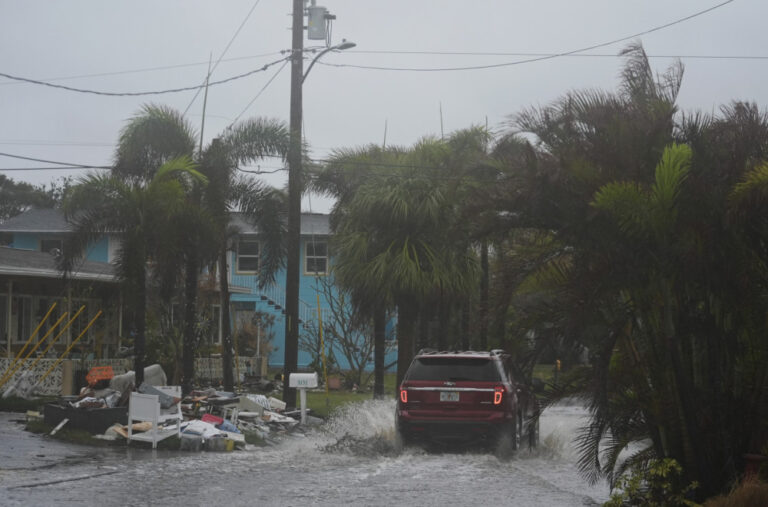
[127,386,182,448]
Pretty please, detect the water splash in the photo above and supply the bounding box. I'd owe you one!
[319,399,400,456]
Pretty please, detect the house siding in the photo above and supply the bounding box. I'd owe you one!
[11,232,108,262]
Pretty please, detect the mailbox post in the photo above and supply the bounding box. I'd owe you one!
[288,372,318,424]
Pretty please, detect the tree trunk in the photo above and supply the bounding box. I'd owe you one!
[373,307,386,398]
[436,292,448,351]
[460,298,470,351]
[219,248,234,391]
[133,264,147,388]
[479,240,489,350]
[396,301,418,387]
[181,249,199,396]
[417,310,429,351]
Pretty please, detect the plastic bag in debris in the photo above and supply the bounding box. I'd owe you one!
[245,394,271,410]
[268,397,287,411]
[217,419,240,434]
[2,371,36,399]
[181,420,223,439]
[104,391,122,408]
[262,410,298,425]
[72,396,106,409]
[138,382,178,409]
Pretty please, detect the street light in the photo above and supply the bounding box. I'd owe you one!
[302,40,356,84]
[283,0,355,409]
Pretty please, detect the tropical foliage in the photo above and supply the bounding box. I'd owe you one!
[44,37,768,501]
[59,157,204,386]
[475,44,768,499]
[60,104,288,392]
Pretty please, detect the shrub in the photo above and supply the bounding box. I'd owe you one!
[605,458,699,506]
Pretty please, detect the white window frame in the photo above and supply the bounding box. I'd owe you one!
[10,295,32,344]
[304,239,328,275]
[236,239,260,273]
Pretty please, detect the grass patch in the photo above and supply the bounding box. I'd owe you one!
[532,364,556,384]
[270,372,398,419]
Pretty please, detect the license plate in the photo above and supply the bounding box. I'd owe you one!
[440,391,459,402]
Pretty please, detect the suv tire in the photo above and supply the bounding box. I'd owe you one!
[495,419,518,459]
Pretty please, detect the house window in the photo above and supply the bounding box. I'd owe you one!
[11,295,32,343]
[237,239,260,273]
[40,238,63,254]
[305,240,328,275]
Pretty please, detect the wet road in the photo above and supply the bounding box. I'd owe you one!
[0,401,609,506]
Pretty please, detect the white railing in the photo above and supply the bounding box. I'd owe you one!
[194,357,252,382]
[0,357,252,396]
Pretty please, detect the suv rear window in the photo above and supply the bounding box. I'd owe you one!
[405,357,501,382]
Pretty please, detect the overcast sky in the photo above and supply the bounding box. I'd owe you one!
[1,0,764,212]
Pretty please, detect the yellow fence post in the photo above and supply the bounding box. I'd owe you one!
[37,310,102,387]
[16,306,86,380]
[0,302,58,383]
[0,311,71,391]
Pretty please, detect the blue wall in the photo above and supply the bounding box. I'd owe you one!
[11,232,109,262]
[229,239,397,373]
[11,233,37,250]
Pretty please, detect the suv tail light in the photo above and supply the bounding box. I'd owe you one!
[400,388,408,403]
[493,386,504,405]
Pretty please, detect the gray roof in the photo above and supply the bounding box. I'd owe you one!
[0,208,71,233]
[231,212,330,236]
[1,208,331,236]
[0,246,116,282]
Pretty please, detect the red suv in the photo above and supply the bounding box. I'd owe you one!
[395,349,539,453]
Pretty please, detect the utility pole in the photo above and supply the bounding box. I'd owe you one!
[283,0,304,409]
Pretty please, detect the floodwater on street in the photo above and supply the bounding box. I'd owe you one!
[0,400,610,506]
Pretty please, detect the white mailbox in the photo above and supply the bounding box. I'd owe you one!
[289,372,318,389]
[289,372,318,425]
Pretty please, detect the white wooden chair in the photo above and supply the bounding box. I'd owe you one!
[127,386,182,449]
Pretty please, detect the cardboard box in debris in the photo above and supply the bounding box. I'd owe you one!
[42,364,300,450]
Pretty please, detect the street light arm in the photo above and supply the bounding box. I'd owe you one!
[302,40,356,84]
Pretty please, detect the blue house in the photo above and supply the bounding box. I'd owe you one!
[0,209,120,358]
[0,208,396,373]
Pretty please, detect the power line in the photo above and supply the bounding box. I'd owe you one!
[227,59,290,128]
[0,151,110,169]
[0,140,112,147]
[349,50,768,60]
[183,0,263,116]
[0,166,107,171]
[319,0,736,72]
[0,52,283,88]
[0,57,289,97]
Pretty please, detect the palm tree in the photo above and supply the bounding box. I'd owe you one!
[59,157,204,387]
[312,145,403,397]
[113,104,289,392]
[494,43,768,498]
[325,140,479,386]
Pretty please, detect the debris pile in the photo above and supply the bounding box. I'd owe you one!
[40,364,306,451]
